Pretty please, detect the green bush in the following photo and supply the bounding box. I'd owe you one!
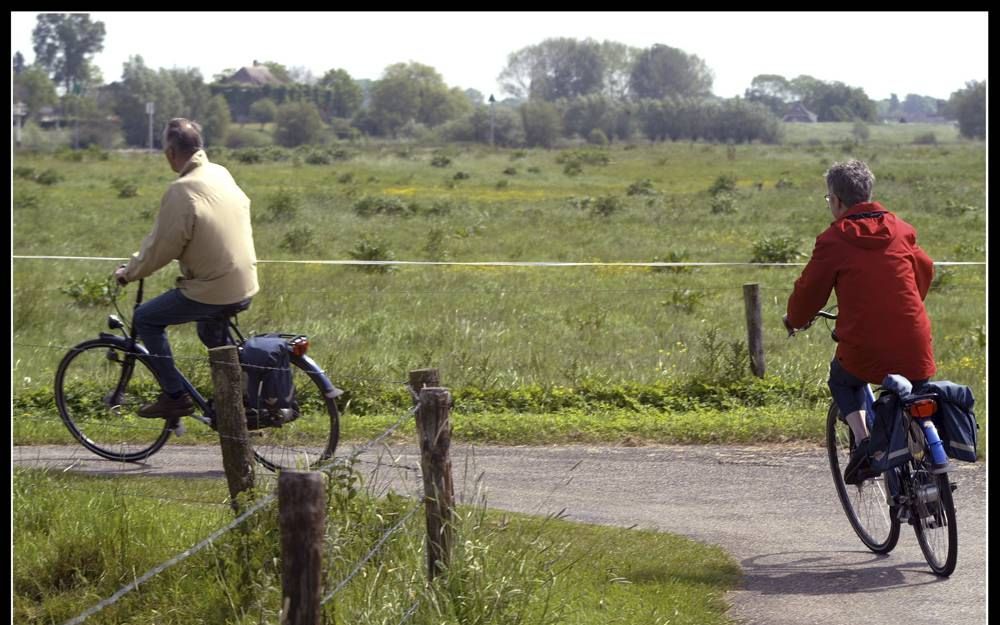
[225,128,273,149]
[279,225,315,253]
[751,236,802,263]
[34,169,64,186]
[60,276,114,307]
[626,178,657,196]
[353,195,416,218]
[587,128,610,146]
[348,237,396,273]
[710,191,737,214]
[591,194,623,217]
[708,174,736,196]
[265,187,301,222]
[110,177,139,198]
[430,154,452,168]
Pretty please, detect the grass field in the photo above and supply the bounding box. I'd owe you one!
[13,123,986,448]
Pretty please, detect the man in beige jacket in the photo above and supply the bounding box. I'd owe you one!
[115,118,259,418]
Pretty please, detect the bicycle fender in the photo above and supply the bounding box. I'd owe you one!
[292,354,345,399]
[97,333,152,356]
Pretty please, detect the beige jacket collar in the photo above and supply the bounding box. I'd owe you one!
[178,149,208,177]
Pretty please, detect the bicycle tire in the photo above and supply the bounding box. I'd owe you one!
[904,433,958,576]
[54,338,173,462]
[826,402,901,553]
[247,354,341,471]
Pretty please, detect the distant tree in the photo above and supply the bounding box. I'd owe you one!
[812,82,876,122]
[13,65,58,120]
[369,62,470,136]
[166,68,212,120]
[13,51,26,75]
[520,99,562,147]
[318,68,363,118]
[112,55,185,147]
[288,65,317,85]
[744,74,794,116]
[464,88,485,106]
[274,100,323,146]
[790,76,876,122]
[201,95,231,146]
[562,94,616,140]
[499,38,606,101]
[31,13,106,94]
[599,41,640,100]
[901,93,939,117]
[263,61,291,83]
[948,80,985,139]
[249,98,278,127]
[629,44,713,100]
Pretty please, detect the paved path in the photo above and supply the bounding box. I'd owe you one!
[13,443,986,625]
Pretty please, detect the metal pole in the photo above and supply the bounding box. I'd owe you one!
[488,94,496,147]
[146,101,155,151]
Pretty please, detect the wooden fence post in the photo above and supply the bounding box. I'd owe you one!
[208,345,255,508]
[415,384,454,581]
[743,283,766,378]
[279,471,326,625]
[408,368,440,393]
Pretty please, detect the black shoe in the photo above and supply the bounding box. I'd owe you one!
[844,438,874,485]
[138,392,195,419]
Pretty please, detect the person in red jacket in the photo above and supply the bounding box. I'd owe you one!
[784,159,936,484]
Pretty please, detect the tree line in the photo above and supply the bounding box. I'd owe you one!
[13,14,987,150]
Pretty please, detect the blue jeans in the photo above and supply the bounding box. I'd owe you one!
[828,357,928,416]
[827,358,868,417]
[133,289,249,395]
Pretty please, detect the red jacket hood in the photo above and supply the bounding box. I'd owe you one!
[832,202,898,250]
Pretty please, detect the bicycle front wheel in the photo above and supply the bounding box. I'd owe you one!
[826,402,900,553]
[248,355,340,471]
[55,339,173,462]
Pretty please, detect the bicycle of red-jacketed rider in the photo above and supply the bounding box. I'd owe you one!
[792,309,958,577]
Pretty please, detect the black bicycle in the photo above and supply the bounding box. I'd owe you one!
[792,309,958,576]
[54,278,342,471]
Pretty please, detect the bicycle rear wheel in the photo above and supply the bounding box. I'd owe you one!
[905,426,958,576]
[826,402,900,553]
[248,355,340,471]
[55,339,173,462]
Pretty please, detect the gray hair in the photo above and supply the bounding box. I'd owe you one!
[825,159,874,208]
[162,118,204,155]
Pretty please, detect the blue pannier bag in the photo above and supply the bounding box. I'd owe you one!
[868,391,912,473]
[918,381,978,462]
[240,333,298,429]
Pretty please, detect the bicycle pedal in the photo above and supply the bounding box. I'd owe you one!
[170,421,186,436]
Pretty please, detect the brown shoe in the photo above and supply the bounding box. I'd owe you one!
[138,392,195,419]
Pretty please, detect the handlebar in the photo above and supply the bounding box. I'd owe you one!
[785,308,838,338]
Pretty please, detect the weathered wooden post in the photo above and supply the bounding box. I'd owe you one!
[208,345,255,508]
[743,283,766,378]
[410,369,454,580]
[278,471,326,625]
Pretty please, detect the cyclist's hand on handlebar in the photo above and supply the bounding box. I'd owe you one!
[114,265,129,286]
[783,314,812,337]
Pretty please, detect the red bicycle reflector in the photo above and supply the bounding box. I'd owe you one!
[289,336,309,357]
[906,399,937,418]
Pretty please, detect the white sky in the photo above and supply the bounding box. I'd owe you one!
[10,11,989,102]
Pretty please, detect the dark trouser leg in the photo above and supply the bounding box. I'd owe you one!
[133,289,234,395]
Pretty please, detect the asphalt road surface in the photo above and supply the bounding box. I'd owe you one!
[13,442,987,625]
